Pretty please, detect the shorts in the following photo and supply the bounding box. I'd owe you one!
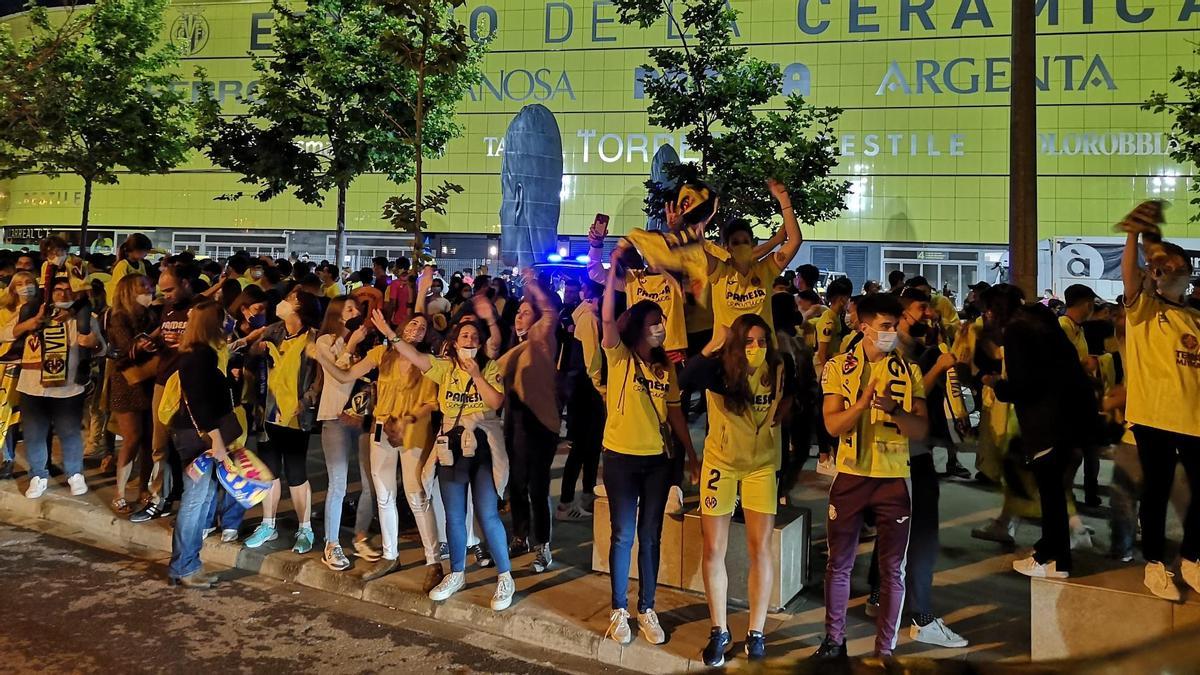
[700,462,777,516]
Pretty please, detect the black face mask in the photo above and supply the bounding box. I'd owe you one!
[345,316,366,333]
[909,320,929,339]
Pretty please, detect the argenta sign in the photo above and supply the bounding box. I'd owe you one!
[0,0,1197,245]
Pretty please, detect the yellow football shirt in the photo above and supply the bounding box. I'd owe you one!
[1059,315,1089,363]
[821,353,926,479]
[625,270,687,352]
[710,258,782,330]
[602,341,680,456]
[704,362,783,472]
[1124,290,1200,437]
[423,356,503,420]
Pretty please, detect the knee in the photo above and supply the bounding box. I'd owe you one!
[406,492,430,513]
[375,487,395,509]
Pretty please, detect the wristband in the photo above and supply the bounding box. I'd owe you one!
[389,335,403,344]
[780,205,794,212]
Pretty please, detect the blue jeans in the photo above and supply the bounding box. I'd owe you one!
[3,427,15,462]
[603,450,671,612]
[321,421,373,544]
[204,487,246,533]
[439,460,511,574]
[169,459,219,579]
[22,394,84,479]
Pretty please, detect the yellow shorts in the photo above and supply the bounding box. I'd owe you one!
[700,463,777,516]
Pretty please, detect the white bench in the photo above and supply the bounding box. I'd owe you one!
[591,496,811,611]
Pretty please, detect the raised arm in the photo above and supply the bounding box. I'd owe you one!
[414,266,433,315]
[767,179,803,269]
[309,342,378,383]
[521,269,559,343]
[588,216,626,290]
[471,295,503,359]
[371,309,432,372]
[601,245,623,349]
[1120,201,1160,302]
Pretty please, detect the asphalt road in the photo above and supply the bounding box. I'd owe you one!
[0,522,632,675]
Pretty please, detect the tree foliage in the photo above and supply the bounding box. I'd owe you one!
[612,0,848,233]
[0,0,191,246]
[375,0,486,262]
[195,0,424,264]
[1145,44,1200,223]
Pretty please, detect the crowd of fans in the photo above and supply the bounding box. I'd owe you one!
[1,193,1197,665]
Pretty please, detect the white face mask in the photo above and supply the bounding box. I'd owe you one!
[276,300,295,320]
[52,254,66,266]
[457,346,478,362]
[646,324,666,348]
[54,301,73,310]
[1157,274,1190,301]
[871,328,899,353]
[16,285,37,300]
[515,327,529,339]
[136,293,153,307]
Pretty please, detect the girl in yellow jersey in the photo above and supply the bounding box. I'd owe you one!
[600,244,700,647]
[106,233,153,302]
[243,289,322,553]
[680,315,792,666]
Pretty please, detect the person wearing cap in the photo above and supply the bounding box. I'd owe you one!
[1060,284,1097,367]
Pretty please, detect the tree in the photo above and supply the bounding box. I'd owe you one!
[195,0,423,266]
[1145,44,1200,223]
[376,0,486,262]
[0,0,191,249]
[612,0,849,233]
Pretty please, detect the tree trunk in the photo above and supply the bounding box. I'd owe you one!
[79,177,93,254]
[1008,0,1038,296]
[412,30,427,263]
[335,182,347,270]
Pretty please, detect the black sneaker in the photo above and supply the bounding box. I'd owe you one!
[470,544,493,568]
[744,631,766,661]
[509,536,530,558]
[810,635,847,660]
[130,500,170,524]
[702,627,733,667]
[437,542,449,561]
[945,460,972,479]
[0,459,13,480]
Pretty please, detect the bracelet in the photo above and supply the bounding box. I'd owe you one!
[781,205,794,212]
[389,335,403,344]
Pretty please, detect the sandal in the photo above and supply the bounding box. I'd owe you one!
[111,497,133,515]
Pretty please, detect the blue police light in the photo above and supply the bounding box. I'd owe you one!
[547,253,563,263]
[575,254,590,264]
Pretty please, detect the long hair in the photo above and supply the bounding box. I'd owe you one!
[381,313,431,386]
[0,271,36,311]
[617,300,670,372]
[318,296,353,338]
[180,300,225,352]
[292,289,323,330]
[111,272,149,320]
[721,314,781,416]
[445,319,490,372]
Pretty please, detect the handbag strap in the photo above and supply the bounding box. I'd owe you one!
[449,372,476,430]
[631,357,665,428]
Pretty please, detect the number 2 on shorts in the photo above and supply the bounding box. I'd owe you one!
[706,467,721,492]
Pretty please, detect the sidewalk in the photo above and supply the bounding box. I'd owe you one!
[1,436,1129,672]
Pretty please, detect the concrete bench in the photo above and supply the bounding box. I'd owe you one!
[591,496,810,611]
[1030,564,1200,660]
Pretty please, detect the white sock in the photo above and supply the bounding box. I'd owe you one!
[299,521,311,531]
[262,518,276,529]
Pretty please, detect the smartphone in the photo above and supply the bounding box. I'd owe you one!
[595,213,610,228]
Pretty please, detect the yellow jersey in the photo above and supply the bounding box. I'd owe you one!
[1059,315,1089,364]
[602,341,680,456]
[572,302,604,395]
[1124,290,1200,437]
[703,362,785,472]
[367,345,439,449]
[423,356,503,420]
[625,270,687,352]
[710,257,782,330]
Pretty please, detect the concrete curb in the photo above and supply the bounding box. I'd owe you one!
[0,487,698,673]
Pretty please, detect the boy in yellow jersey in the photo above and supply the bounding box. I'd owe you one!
[815,278,854,370]
[1117,201,1200,601]
[811,293,929,661]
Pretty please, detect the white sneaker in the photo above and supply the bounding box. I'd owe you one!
[555,499,591,521]
[202,527,216,539]
[637,608,666,645]
[428,571,465,601]
[1070,526,1094,551]
[1144,562,1182,601]
[664,485,686,516]
[25,476,48,499]
[605,608,632,645]
[1012,556,1068,578]
[491,572,515,611]
[220,529,239,543]
[67,473,87,496]
[815,456,837,477]
[910,618,969,648]
[1182,559,1200,594]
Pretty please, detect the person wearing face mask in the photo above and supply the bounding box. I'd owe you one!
[103,273,160,514]
[858,287,969,650]
[106,233,153,302]
[387,312,514,611]
[599,245,700,647]
[242,289,323,553]
[497,270,561,571]
[313,311,443,590]
[18,276,105,500]
[558,279,606,521]
[0,271,41,480]
[680,315,792,665]
[309,296,381,571]
[1118,202,1200,601]
[811,293,929,661]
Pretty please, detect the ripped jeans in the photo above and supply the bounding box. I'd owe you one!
[370,424,449,564]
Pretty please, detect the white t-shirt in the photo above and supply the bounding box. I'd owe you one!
[426,296,451,316]
[315,334,358,421]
